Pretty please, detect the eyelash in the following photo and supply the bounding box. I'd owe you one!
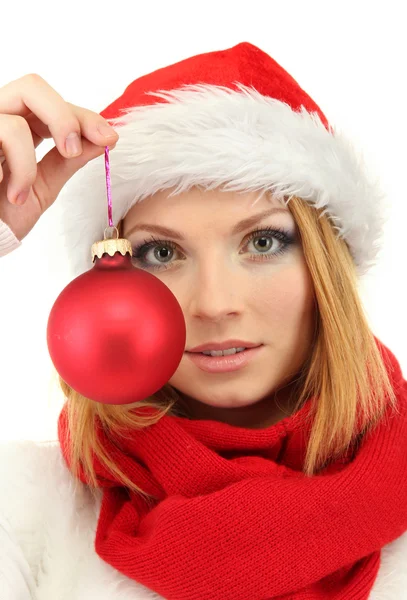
[131,225,295,271]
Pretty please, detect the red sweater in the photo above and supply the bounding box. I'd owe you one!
[58,339,407,599]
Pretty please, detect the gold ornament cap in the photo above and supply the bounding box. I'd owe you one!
[91,226,132,263]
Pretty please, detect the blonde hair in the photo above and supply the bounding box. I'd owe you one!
[58,194,398,501]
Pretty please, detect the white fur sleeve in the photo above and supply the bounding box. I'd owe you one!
[0,514,36,599]
[0,441,54,586]
[0,218,22,256]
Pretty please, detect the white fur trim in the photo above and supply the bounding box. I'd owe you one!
[54,84,390,278]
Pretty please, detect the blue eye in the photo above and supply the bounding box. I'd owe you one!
[131,225,296,271]
[245,226,294,259]
[132,237,177,269]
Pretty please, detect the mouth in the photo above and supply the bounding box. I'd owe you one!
[187,347,247,357]
[185,345,264,374]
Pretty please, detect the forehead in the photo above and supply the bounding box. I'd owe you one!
[122,187,289,226]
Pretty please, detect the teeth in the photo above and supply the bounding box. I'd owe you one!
[202,347,246,357]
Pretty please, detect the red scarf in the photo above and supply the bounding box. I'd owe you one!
[58,338,407,600]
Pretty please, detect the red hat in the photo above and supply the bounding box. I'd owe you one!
[101,42,329,130]
[57,42,388,278]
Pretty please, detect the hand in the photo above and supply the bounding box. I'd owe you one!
[0,73,119,241]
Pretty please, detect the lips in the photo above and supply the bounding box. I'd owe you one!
[187,340,261,353]
[186,345,263,373]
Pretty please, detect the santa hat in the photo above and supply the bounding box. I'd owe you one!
[55,41,388,279]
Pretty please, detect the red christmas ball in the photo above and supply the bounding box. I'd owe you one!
[47,248,186,405]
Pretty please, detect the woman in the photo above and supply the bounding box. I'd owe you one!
[0,42,406,599]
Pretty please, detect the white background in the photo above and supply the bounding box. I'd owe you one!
[0,1,406,441]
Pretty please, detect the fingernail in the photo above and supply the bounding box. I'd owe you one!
[65,132,82,157]
[15,188,31,205]
[97,123,117,138]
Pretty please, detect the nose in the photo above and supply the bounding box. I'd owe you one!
[187,259,244,321]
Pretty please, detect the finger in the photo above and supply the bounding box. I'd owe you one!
[22,102,119,155]
[0,114,37,204]
[25,111,53,145]
[67,102,119,147]
[0,74,85,159]
[34,137,117,213]
[0,116,45,177]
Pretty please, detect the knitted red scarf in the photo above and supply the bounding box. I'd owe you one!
[58,338,407,600]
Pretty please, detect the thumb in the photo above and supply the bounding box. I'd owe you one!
[37,138,116,211]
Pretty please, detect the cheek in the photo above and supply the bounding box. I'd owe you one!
[251,264,315,324]
[252,266,316,374]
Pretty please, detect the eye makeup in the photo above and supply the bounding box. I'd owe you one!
[131,225,296,271]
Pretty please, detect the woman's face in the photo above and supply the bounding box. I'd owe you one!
[122,187,316,428]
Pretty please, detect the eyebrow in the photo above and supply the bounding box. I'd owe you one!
[124,207,290,240]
